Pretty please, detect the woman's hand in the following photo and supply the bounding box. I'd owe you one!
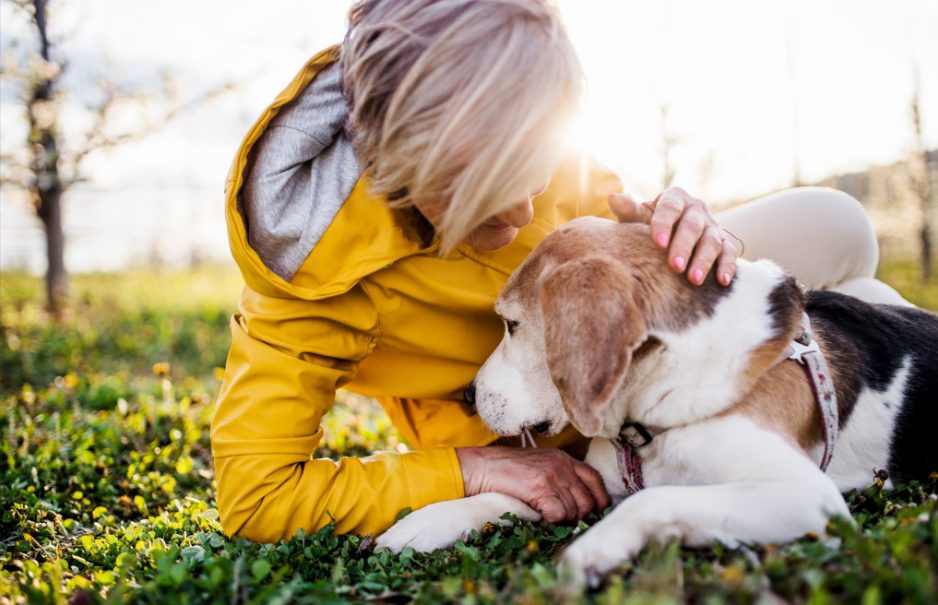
[609,187,739,286]
[456,446,610,523]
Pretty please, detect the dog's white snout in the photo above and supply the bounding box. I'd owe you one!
[473,310,570,438]
[473,384,524,436]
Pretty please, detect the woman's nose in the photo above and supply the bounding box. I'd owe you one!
[497,198,534,229]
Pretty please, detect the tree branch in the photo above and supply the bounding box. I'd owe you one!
[0,143,30,189]
[64,77,237,179]
[8,0,34,14]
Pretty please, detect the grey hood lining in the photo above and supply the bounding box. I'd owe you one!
[239,61,363,281]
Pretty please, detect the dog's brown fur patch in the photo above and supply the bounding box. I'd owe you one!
[729,361,823,452]
[539,257,648,435]
[731,277,807,411]
[503,221,729,332]
[730,301,863,456]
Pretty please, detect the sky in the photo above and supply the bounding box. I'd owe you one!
[0,0,936,272]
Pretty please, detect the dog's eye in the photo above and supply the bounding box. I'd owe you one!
[505,319,520,336]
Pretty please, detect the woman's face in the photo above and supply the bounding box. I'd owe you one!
[461,197,535,250]
[416,180,550,251]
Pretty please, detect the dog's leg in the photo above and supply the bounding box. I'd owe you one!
[375,493,540,553]
[560,477,849,586]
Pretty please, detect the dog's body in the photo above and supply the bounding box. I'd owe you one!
[377,218,937,583]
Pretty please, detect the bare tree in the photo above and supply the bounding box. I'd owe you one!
[0,0,67,312]
[0,0,233,314]
[909,62,933,281]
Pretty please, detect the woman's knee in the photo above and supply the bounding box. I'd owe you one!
[720,186,880,288]
[805,187,878,275]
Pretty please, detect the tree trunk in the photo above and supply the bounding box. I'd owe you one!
[39,188,67,312]
[910,67,933,282]
[28,0,68,313]
[922,217,933,281]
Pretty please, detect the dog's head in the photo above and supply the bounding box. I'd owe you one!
[474,218,659,438]
[474,217,806,440]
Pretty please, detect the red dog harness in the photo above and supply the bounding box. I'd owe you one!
[614,312,839,496]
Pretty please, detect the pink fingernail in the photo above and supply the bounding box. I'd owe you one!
[722,272,732,285]
[655,233,669,247]
[673,256,685,271]
[691,268,703,284]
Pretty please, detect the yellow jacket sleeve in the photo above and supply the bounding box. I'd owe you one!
[210,284,464,543]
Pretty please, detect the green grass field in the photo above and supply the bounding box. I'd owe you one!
[1,263,936,604]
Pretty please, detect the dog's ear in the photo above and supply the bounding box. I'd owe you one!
[538,257,647,436]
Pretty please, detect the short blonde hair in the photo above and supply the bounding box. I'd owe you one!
[341,0,583,252]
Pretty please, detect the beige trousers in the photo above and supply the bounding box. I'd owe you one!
[716,187,909,306]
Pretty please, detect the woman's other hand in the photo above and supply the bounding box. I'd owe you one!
[456,446,609,523]
[609,187,739,286]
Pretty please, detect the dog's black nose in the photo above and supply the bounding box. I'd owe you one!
[463,382,476,413]
[533,421,550,435]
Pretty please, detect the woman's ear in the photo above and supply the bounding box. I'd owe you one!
[538,257,647,436]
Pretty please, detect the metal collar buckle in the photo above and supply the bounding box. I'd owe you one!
[618,422,654,449]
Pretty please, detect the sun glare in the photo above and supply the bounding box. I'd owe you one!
[566,106,615,162]
[567,112,593,157]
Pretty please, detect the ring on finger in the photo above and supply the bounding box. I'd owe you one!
[721,228,745,257]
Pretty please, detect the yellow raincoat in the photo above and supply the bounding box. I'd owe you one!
[211,46,623,542]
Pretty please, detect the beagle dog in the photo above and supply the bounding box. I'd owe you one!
[377,218,937,585]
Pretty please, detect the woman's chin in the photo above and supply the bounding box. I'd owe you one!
[463,226,520,251]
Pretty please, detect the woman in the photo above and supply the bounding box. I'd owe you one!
[211,0,905,543]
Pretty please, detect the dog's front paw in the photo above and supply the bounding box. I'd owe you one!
[376,493,539,553]
[375,504,466,553]
[559,519,644,589]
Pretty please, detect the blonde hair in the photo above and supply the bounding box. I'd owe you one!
[341,0,583,252]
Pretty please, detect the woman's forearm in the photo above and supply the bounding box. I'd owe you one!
[215,447,463,541]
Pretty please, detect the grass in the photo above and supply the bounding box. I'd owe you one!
[1,262,936,604]
[876,258,938,310]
